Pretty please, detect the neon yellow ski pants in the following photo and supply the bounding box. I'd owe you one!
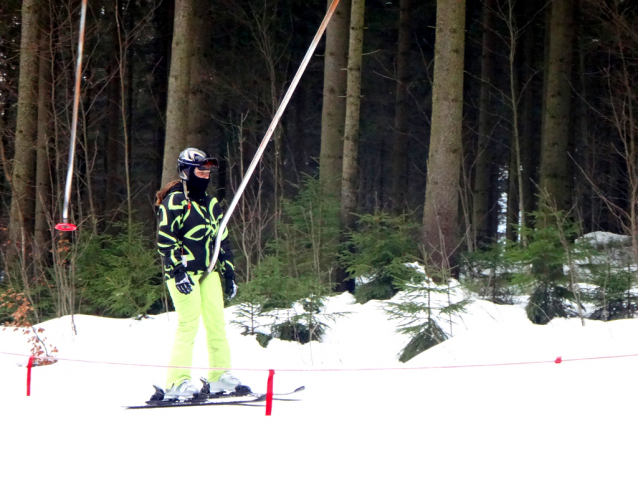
[165,272,230,389]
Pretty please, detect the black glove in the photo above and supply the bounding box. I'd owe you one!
[174,270,195,295]
[224,272,237,299]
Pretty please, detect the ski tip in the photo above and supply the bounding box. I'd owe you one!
[293,386,305,393]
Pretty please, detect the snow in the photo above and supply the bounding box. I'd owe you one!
[1,292,637,479]
[580,231,632,247]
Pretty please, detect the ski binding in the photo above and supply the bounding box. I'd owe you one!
[124,378,304,409]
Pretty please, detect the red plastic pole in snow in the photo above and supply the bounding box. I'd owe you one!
[203,0,342,282]
[266,369,275,416]
[26,356,35,396]
[55,0,88,233]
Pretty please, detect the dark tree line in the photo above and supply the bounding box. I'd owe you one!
[1,0,637,285]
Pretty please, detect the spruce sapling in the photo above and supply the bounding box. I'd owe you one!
[507,207,585,324]
[386,262,471,362]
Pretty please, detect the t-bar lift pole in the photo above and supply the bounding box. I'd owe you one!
[55,0,88,232]
[204,0,342,280]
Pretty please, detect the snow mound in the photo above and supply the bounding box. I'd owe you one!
[579,231,632,247]
[1,288,637,479]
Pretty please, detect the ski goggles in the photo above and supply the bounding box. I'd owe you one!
[195,158,219,171]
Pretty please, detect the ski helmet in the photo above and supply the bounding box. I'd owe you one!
[177,148,219,180]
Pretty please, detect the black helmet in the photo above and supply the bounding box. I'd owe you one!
[177,148,219,180]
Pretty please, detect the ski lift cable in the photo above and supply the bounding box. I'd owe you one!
[55,0,88,232]
[203,0,342,281]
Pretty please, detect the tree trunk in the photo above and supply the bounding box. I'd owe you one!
[8,0,41,266]
[125,1,135,170]
[539,0,574,212]
[215,103,229,202]
[34,20,52,268]
[115,0,133,230]
[505,0,526,245]
[105,66,122,214]
[161,0,193,186]
[319,0,351,200]
[337,0,365,293]
[390,0,412,214]
[0,113,6,221]
[292,80,308,178]
[186,0,210,150]
[341,0,365,232]
[422,0,466,276]
[506,149,519,241]
[119,1,136,230]
[572,2,591,232]
[472,0,496,246]
[519,0,540,229]
[105,1,122,215]
[151,0,173,196]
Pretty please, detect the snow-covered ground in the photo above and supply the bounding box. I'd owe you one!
[1,293,637,479]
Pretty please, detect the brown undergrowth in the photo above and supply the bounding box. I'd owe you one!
[1,290,58,366]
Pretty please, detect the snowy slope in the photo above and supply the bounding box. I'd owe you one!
[1,292,637,479]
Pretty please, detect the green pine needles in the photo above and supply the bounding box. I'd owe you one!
[463,241,515,305]
[507,207,587,324]
[386,265,471,362]
[581,234,637,321]
[341,212,420,304]
[232,177,343,345]
[75,222,164,318]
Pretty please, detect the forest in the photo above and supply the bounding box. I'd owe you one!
[1,0,637,336]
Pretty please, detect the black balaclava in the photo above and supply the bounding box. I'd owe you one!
[185,166,209,200]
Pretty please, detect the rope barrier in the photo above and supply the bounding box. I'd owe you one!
[4,350,638,373]
[12,349,638,415]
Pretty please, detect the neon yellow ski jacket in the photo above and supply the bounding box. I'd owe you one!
[157,184,234,280]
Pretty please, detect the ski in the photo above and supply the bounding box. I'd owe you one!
[124,382,305,410]
[124,393,266,410]
[270,386,306,396]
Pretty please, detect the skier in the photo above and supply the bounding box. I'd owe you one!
[155,148,240,399]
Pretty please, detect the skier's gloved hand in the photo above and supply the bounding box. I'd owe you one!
[174,270,195,295]
[224,272,237,300]
[225,279,237,299]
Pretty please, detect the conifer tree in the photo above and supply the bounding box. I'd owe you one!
[390,0,413,213]
[342,0,365,233]
[473,0,496,246]
[34,12,52,267]
[161,0,194,186]
[422,0,466,275]
[7,0,41,267]
[539,0,574,212]
[319,0,351,199]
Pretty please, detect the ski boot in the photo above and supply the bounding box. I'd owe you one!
[200,373,251,396]
[164,379,200,400]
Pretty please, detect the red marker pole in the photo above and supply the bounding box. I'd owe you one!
[266,369,275,416]
[26,356,35,396]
